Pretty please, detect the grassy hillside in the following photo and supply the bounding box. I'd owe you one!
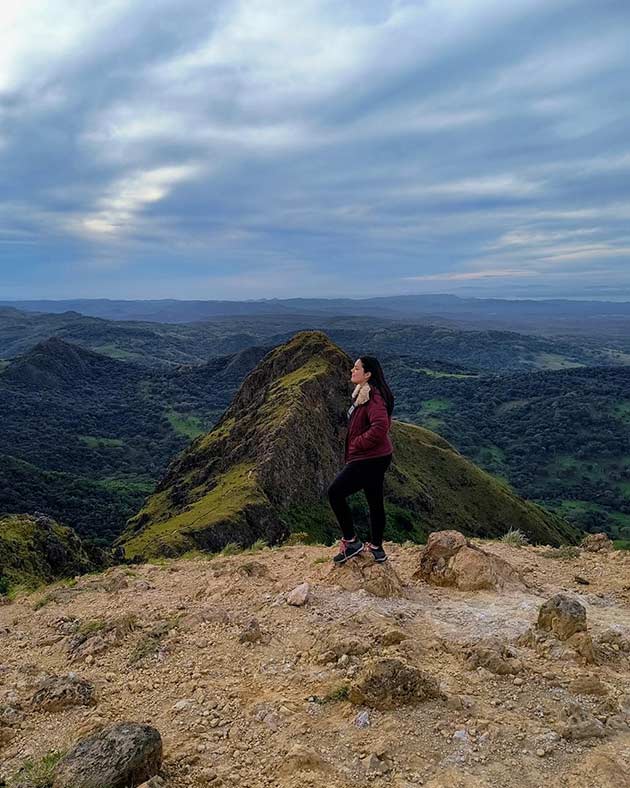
[389,362,630,540]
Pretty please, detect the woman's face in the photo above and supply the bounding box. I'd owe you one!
[351,358,371,385]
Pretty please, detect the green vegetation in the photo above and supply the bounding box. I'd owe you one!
[322,684,350,703]
[500,528,529,547]
[389,362,630,542]
[165,408,207,438]
[119,462,266,559]
[7,749,65,787]
[78,435,124,448]
[0,513,96,596]
[386,422,577,545]
[535,352,585,370]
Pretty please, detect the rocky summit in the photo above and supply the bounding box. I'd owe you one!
[118,331,577,561]
[0,535,629,787]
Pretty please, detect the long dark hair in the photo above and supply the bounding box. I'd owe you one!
[360,355,395,416]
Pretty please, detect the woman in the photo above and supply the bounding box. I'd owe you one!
[328,355,394,564]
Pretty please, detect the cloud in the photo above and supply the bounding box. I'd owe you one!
[0,0,629,299]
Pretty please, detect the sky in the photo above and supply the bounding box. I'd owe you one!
[1,0,629,301]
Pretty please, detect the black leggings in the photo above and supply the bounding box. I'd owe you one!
[327,454,392,546]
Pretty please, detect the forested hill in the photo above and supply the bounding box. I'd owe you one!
[390,362,630,542]
[0,337,269,544]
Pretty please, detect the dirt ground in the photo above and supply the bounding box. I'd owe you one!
[1,540,629,787]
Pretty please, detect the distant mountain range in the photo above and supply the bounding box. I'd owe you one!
[4,295,630,338]
[1,305,624,372]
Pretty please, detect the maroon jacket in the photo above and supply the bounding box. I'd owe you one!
[344,385,394,463]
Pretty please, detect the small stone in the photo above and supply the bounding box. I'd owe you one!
[287,582,310,606]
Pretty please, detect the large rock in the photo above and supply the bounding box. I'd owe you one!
[31,674,96,712]
[348,658,443,710]
[53,721,162,788]
[537,594,587,640]
[414,530,523,591]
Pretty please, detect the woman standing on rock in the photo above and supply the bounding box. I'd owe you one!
[328,356,394,565]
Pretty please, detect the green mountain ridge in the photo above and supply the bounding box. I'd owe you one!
[118,331,578,561]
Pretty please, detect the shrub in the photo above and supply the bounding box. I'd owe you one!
[500,528,529,547]
[8,749,65,787]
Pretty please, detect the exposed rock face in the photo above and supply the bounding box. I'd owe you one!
[348,658,444,710]
[52,721,162,788]
[531,593,596,664]
[581,532,613,552]
[414,530,524,591]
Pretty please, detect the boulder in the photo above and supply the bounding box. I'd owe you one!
[465,638,523,675]
[239,618,263,643]
[287,582,310,606]
[53,721,162,788]
[537,594,587,640]
[414,530,523,591]
[556,701,606,740]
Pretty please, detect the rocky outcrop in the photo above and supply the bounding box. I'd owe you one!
[519,593,597,664]
[31,674,96,712]
[537,593,587,639]
[413,529,524,591]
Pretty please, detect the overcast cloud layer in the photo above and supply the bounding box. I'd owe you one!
[1,0,629,299]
